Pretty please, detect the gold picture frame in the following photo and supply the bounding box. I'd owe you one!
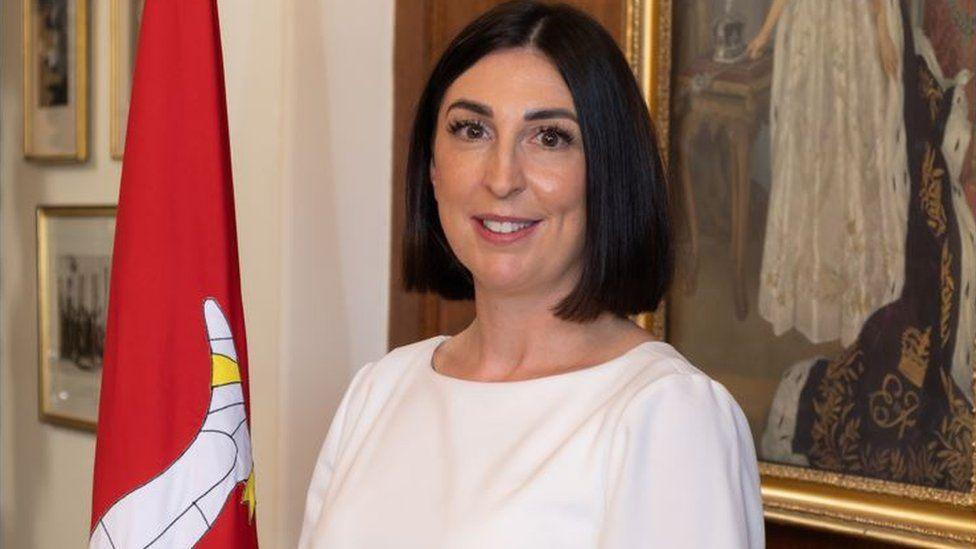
[110,0,144,159]
[628,1,976,546]
[36,206,116,431]
[23,0,89,161]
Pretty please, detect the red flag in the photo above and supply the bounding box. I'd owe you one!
[90,0,258,547]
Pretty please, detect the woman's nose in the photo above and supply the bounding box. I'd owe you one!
[484,142,525,199]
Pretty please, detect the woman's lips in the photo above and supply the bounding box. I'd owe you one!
[471,216,542,244]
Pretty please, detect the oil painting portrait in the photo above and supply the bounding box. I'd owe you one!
[666,0,975,500]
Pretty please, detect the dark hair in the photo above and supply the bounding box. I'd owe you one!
[402,0,672,321]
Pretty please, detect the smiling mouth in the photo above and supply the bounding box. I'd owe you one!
[472,215,542,242]
[479,218,539,234]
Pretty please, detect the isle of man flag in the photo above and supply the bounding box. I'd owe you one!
[89,0,259,547]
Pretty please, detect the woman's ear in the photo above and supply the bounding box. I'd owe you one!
[429,159,438,189]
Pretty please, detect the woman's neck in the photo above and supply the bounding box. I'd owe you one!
[436,285,651,382]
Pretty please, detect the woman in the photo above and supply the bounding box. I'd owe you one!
[299,2,764,547]
[746,0,909,348]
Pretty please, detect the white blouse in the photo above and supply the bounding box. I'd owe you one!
[299,335,765,548]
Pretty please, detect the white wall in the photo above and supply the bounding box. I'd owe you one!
[0,0,393,546]
[219,0,287,545]
[276,0,394,545]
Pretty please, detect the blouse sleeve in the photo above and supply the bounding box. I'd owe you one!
[297,362,374,547]
[598,371,765,549]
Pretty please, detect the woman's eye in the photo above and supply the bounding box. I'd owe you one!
[448,120,489,141]
[534,126,574,149]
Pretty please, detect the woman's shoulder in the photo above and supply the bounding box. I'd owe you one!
[325,336,444,436]
[618,341,748,438]
[341,335,444,396]
[370,334,444,376]
[623,339,705,381]
[604,343,764,548]
[620,340,725,396]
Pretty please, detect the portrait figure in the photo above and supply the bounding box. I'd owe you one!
[667,0,975,510]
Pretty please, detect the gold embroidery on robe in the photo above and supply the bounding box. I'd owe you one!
[919,69,942,122]
[920,144,946,237]
[940,242,954,347]
[805,341,973,492]
[868,373,920,439]
[935,368,974,490]
[808,349,865,472]
[897,326,930,388]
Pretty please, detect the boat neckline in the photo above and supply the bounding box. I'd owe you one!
[425,334,665,387]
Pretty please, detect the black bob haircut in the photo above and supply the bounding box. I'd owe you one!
[402,0,673,322]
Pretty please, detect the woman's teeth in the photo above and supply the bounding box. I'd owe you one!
[481,219,535,234]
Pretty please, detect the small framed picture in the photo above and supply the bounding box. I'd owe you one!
[23,0,89,161]
[36,206,116,430]
[110,0,144,159]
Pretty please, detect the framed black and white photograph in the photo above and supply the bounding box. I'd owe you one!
[23,0,88,161]
[36,206,116,430]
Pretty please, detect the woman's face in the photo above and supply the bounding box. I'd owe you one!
[431,47,586,298]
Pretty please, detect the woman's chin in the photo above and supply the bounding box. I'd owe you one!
[472,269,535,295]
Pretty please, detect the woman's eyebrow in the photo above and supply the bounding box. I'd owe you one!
[446,99,492,117]
[524,108,577,123]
